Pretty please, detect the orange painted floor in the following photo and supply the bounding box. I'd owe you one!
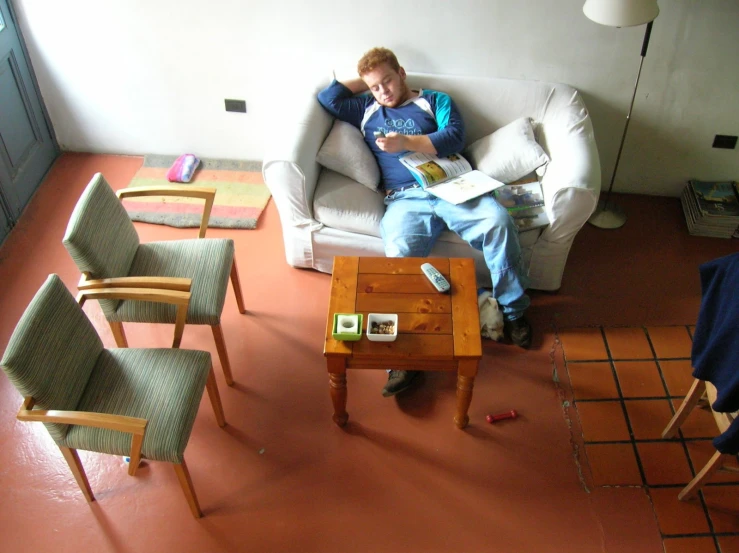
[1,153,738,553]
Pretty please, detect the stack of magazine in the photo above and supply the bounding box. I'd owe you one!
[680,179,739,238]
[492,182,549,231]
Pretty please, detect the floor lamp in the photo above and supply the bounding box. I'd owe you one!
[584,0,660,229]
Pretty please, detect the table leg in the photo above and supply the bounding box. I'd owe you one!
[454,359,479,429]
[327,358,348,427]
[455,375,474,428]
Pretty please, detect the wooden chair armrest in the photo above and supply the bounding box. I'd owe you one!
[19,397,147,475]
[76,287,191,307]
[116,185,215,201]
[77,287,191,348]
[18,397,147,435]
[116,186,215,238]
[79,273,191,292]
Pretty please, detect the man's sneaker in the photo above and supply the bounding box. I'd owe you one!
[382,370,420,397]
[504,316,532,349]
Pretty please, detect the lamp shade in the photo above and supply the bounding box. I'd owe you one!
[583,0,659,27]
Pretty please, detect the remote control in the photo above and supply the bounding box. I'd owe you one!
[421,263,451,293]
[373,130,385,138]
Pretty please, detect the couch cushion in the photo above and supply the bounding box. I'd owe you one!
[464,117,549,183]
[314,169,385,237]
[316,120,381,190]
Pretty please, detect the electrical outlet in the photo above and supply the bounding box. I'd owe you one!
[225,99,247,113]
[712,135,737,149]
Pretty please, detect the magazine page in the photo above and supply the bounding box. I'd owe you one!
[424,170,504,205]
[399,152,472,187]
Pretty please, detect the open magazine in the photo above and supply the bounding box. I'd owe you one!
[399,152,504,205]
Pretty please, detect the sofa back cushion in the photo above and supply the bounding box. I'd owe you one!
[406,73,577,143]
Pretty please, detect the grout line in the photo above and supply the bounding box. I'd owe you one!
[566,357,691,363]
[599,326,650,486]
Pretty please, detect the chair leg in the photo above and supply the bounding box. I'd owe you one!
[230,261,247,314]
[109,321,128,347]
[172,303,188,348]
[679,450,729,501]
[205,365,227,427]
[173,459,202,518]
[211,324,234,386]
[59,446,95,502]
[662,379,706,439]
[128,432,144,476]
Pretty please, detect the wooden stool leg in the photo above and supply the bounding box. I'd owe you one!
[679,450,729,501]
[59,446,95,502]
[328,358,348,427]
[211,324,234,386]
[205,365,226,427]
[663,379,706,439]
[109,321,128,347]
[230,261,247,314]
[173,459,202,518]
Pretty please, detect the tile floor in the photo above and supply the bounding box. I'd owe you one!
[1,153,738,552]
[559,326,739,553]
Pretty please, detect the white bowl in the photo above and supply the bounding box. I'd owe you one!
[366,313,398,342]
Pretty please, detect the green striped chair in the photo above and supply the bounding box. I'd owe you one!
[62,172,246,386]
[1,274,226,518]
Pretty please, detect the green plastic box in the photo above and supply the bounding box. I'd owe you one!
[332,313,363,341]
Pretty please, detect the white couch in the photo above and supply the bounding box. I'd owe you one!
[262,73,601,291]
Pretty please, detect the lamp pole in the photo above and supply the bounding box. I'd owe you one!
[589,20,654,229]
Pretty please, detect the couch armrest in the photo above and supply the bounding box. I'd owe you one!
[538,88,601,243]
[263,92,334,227]
[523,88,601,291]
[263,89,335,268]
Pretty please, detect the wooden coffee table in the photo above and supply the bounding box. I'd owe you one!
[324,256,482,429]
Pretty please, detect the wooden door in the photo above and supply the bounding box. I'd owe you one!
[0,0,58,226]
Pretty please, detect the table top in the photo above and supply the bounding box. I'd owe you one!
[324,256,482,362]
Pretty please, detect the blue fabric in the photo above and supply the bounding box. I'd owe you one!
[381,187,530,319]
[317,80,465,190]
[691,252,739,454]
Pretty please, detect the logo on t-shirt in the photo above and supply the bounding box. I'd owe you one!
[377,118,423,137]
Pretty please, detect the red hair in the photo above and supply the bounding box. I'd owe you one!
[357,47,400,76]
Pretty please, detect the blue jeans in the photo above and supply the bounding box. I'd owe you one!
[381,186,530,320]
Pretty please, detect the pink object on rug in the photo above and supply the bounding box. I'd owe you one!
[166,154,200,183]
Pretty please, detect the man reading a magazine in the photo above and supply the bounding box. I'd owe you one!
[317,47,531,397]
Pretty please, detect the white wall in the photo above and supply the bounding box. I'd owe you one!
[12,0,739,197]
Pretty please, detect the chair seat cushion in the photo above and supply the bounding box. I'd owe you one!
[104,238,234,326]
[59,348,211,463]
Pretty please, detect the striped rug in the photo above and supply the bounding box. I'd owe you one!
[121,155,270,230]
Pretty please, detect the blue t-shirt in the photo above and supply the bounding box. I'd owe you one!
[317,80,466,190]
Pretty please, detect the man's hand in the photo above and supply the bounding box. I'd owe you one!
[376,132,407,153]
[376,133,438,155]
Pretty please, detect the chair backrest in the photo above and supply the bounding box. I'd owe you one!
[63,173,141,315]
[63,172,140,280]
[1,275,104,441]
